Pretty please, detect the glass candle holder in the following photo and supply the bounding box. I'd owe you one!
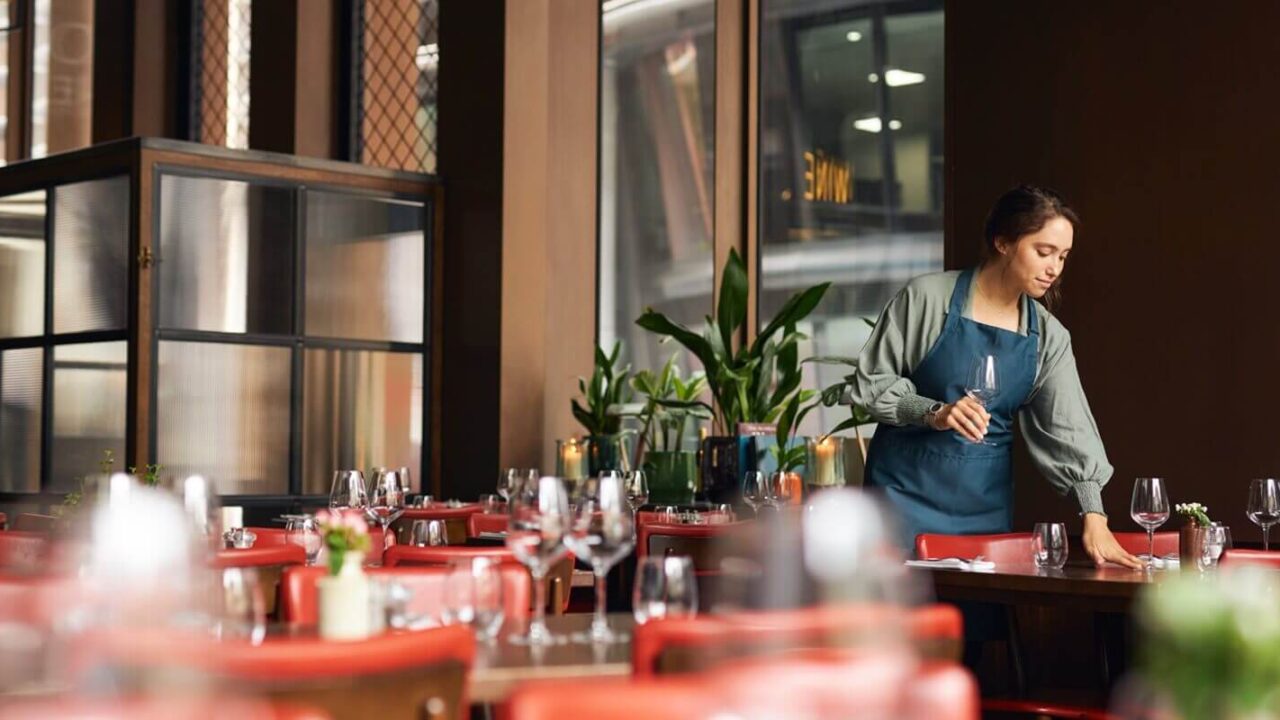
[805,436,845,491]
[555,438,587,480]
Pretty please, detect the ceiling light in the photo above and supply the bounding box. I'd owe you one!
[884,69,925,87]
[888,120,902,130]
[867,73,879,83]
[846,31,862,42]
[854,117,882,133]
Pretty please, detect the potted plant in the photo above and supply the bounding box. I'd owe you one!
[763,386,819,504]
[629,353,711,505]
[1175,502,1213,566]
[636,248,830,503]
[571,341,634,475]
[314,509,373,640]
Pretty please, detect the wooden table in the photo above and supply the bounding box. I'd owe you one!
[470,613,634,703]
[920,560,1162,614]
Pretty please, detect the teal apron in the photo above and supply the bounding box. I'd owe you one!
[865,268,1039,552]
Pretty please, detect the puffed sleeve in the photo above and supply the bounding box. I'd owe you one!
[845,283,945,427]
[1018,328,1113,516]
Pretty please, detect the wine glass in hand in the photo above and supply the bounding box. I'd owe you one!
[1130,477,1170,566]
[1248,478,1280,551]
[965,355,998,446]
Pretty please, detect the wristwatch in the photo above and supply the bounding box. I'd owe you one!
[923,401,945,429]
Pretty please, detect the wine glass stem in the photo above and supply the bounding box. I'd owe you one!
[1266,526,1272,552]
[530,569,549,638]
[592,565,609,634]
[1147,528,1154,561]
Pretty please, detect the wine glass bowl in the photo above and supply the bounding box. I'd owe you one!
[965,355,998,446]
[1130,477,1170,566]
[1248,478,1280,551]
[329,470,368,511]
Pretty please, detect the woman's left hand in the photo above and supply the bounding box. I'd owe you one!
[1082,513,1144,569]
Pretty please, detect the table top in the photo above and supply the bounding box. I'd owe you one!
[916,559,1166,612]
[471,613,634,703]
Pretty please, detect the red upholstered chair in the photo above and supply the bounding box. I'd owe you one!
[11,513,56,533]
[248,527,292,547]
[915,533,1034,565]
[384,545,571,614]
[637,521,754,612]
[981,699,1120,719]
[279,563,531,625]
[391,505,481,546]
[0,698,332,720]
[0,531,48,573]
[632,603,964,677]
[214,545,307,569]
[468,512,508,537]
[1112,531,1179,558]
[0,511,7,530]
[1221,548,1280,568]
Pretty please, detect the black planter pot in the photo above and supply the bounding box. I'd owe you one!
[698,435,754,505]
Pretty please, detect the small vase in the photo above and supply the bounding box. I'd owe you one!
[1179,524,1204,566]
[318,550,370,640]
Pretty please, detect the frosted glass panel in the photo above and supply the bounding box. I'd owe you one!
[158,175,295,334]
[50,342,127,492]
[304,191,424,343]
[0,190,47,338]
[53,176,130,334]
[0,348,43,492]
[157,341,291,495]
[302,348,421,494]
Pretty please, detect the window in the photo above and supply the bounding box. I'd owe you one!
[597,0,716,374]
[191,0,252,149]
[758,0,944,435]
[352,0,439,174]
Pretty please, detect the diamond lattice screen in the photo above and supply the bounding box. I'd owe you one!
[196,0,251,149]
[361,0,438,174]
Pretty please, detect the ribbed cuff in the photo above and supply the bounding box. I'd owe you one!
[896,393,940,427]
[1073,481,1107,517]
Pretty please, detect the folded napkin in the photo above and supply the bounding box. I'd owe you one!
[904,558,996,572]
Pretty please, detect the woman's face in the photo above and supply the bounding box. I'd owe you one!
[995,215,1074,298]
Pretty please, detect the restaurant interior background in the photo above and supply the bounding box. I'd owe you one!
[0,0,1273,543]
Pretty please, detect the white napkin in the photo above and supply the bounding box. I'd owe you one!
[904,558,996,572]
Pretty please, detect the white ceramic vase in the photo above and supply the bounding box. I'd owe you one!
[318,550,370,640]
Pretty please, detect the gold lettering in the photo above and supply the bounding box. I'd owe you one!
[802,149,854,205]
[803,151,815,201]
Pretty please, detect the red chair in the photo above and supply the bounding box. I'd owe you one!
[1221,548,1280,568]
[915,533,1033,565]
[279,563,531,625]
[981,699,1120,719]
[247,527,292,547]
[0,531,48,573]
[11,513,56,533]
[214,545,307,569]
[0,698,331,720]
[632,603,964,677]
[391,505,481,546]
[467,512,508,537]
[384,544,571,614]
[1112,531,1178,558]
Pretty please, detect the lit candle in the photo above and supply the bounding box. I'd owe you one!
[813,437,836,488]
[562,439,585,479]
[220,505,244,530]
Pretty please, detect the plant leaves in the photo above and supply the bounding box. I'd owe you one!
[752,282,831,356]
[717,247,748,353]
[636,309,717,377]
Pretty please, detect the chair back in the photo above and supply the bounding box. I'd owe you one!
[467,513,508,537]
[632,603,963,677]
[247,526,292,547]
[213,545,307,569]
[383,545,572,614]
[1221,549,1280,568]
[280,564,531,625]
[391,506,480,546]
[915,533,1033,565]
[11,513,56,533]
[0,531,48,573]
[1112,531,1178,557]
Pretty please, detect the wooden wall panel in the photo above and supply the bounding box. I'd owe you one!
[947,0,1280,541]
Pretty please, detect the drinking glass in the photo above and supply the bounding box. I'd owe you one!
[469,557,505,641]
[1249,478,1280,550]
[368,468,407,561]
[1032,522,1068,569]
[965,355,998,446]
[410,519,449,547]
[286,516,321,566]
[742,471,767,516]
[479,494,504,514]
[624,470,650,514]
[218,567,266,644]
[1198,524,1227,571]
[633,556,698,625]
[1130,477,1170,565]
[498,468,521,503]
[565,472,636,643]
[505,475,571,645]
[765,471,793,508]
[329,470,368,511]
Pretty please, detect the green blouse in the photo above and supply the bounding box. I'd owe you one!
[846,270,1110,516]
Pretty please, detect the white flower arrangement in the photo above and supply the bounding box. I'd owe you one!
[1174,502,1212,528]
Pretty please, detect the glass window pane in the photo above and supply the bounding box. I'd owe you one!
[0,190,46,338]
[759,2,944,435]
[50,341,126,492]
[304,191,424,343]
[157,341,291,495]
[158,175,295,334]
[0,348,42,492]
[31,0,94,158]
[53,176,129,334]
[302,348,422,495]
[598,0,716,372]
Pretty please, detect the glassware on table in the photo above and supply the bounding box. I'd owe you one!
[633,555,698,625]
[1248,478,1280,551]
[468,557,505,641]
[624,470,650,514]
[505,475,571,645]
[742,471,767,516]
[498,468,520,503]
[1197,524,1227,571]
[286,516,321,566]
[329,470,368,511]
[709,504,735,524]
[965,355,999,446]
[1032,522,1069,569]
[410,519,449,547]
[368,468,408,561]
[412,494,435,508]
[565,472,636,644]
[765,471,793,508]
[1130,477,1170,565]
[479,493,504,515]
[218,567,266,644]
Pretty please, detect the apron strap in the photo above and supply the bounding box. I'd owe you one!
[1024,294,1039,338]
[947,269,974,324]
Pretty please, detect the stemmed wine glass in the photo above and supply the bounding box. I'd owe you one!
[624,470,649,515]
[329,470,368,511]
[498,469,520,504]
[1248,478,1280,550]
[765,471,793,509]
[1130,477,1170,566]
[505,475,572,646]
[566,472,635,644]
[742,471,767,516]
[966,355,998,446]
[368,468,408,562]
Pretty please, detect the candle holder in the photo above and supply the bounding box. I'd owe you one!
[556,438,588,480]
[805,436,845,494]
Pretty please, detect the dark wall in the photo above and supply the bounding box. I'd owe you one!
[947,0,1280,541]
[436,0,504,501]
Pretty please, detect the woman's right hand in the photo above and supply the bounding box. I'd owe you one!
[930,396,990,442]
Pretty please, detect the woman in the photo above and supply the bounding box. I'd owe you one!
[850,185,1141,569]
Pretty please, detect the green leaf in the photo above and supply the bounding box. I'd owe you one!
[636,309,717,376]
[824,414,873,437]
[716,248,748,352]
[802,355,861,367]
[571,399,598,435]
[752,282,831,356]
